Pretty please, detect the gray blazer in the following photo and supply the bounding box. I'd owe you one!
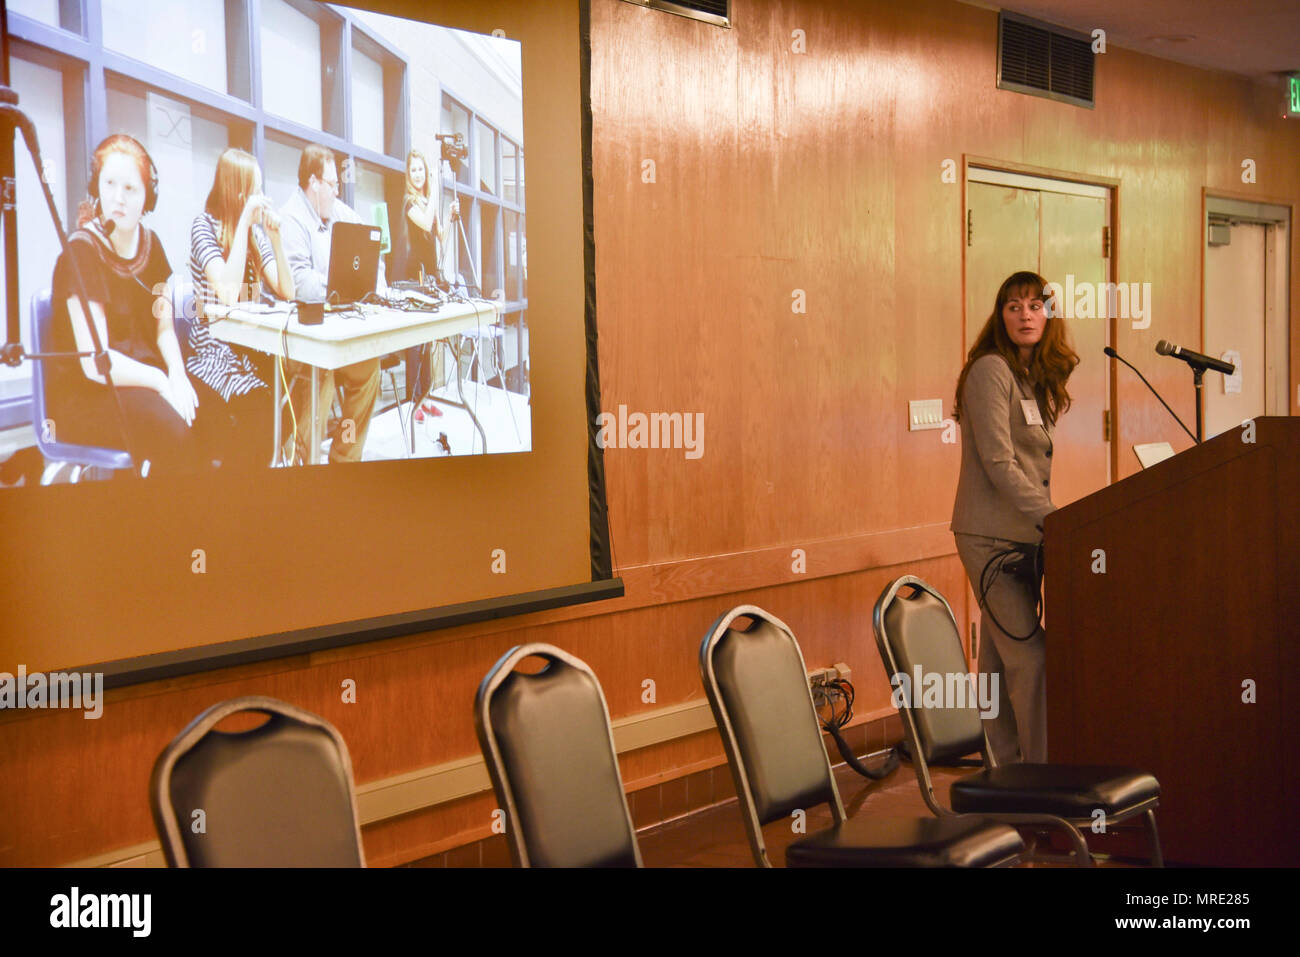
[951,353,1056,543]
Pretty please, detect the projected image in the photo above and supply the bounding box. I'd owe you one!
[1,1,529,483]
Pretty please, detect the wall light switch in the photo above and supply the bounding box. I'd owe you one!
[908,399,944,431]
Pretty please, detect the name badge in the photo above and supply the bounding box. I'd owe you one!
[1021,399,1043,426]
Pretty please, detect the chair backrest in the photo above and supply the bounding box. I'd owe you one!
[872,576,987,766]
[699,605,844,867]
[150,696,365,867]
[475,644,641,868]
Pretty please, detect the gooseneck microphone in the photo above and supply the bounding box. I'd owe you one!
[1155,340,1236,376]
[1104,346,1199,445]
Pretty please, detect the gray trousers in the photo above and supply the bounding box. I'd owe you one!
[954,533,1047,764]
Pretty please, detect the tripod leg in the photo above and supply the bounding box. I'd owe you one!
[492,325,522,445]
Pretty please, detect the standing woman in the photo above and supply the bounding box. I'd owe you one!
[951,271,1079,764]
[50,134,202,474]
[400,149,458,420]
[188,147,295,468]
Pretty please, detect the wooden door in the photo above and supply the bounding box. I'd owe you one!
[966,173,1111,505]
[1039,191,1110,507]
[964,170,1113,662]
[1204,221,1267,438]
[965,182,1039,354]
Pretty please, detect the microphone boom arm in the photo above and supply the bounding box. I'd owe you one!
[1105,346,1199,446]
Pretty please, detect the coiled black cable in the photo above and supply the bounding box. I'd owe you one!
[816,678,900,780]
[977,543,1044,642]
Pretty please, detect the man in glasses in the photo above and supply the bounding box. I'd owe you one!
[278,144,382,464]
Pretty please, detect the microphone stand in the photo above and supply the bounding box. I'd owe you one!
[438,154,521,446]
[1192,366,1205,444]
[1,9,142,475]
[1156,343,1235,444]
[436,154,480,296]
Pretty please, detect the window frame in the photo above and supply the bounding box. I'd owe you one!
[439,86,527,393]
[2,0,412,425]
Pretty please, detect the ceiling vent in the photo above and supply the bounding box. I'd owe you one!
[622,0,731,29]
[998,11,1095,108]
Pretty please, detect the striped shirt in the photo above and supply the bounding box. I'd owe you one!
[186,212,273,401]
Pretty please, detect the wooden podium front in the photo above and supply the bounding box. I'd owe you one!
[1044,417,1298,866]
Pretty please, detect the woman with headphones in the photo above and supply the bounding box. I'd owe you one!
[951,270,1079,764]
[49,133,203,474]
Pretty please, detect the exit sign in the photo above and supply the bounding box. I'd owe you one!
[1287,75,1300,118]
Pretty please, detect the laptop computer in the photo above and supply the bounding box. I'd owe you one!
[327,222,383,304]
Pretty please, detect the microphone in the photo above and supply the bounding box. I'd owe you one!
[1104,346,1198,445]
[1155,340,1236,376]
[101,218,117,238]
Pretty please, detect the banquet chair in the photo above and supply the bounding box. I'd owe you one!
[872,575,1163,867]
[475,643,641,867]
[150,695,365,867]
[700,604,1024,867]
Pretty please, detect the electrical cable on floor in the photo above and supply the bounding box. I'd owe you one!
[816,678,900,780]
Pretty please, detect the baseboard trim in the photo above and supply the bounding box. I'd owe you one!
[67,697,720,868]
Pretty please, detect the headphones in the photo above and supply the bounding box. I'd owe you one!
[88,134,159,216]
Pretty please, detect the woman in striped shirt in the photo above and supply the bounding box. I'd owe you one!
[187,147,295,468]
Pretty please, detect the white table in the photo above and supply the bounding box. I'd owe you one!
[204,296,500,464]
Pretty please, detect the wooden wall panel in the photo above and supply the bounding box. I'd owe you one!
[2,0,1298,866]
[0,553,961,866]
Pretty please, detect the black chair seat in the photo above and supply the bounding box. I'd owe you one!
[951,765,1160,817]
[786,815,1024,868]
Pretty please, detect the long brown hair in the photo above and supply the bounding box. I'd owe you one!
[204,147,260,254]
[404,149,432,206]
[954,270,1079,426]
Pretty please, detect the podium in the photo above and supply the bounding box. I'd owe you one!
[1044,416,1298,866]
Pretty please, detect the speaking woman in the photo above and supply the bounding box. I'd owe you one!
[951,270,1079,764]
[187,147,294,468]
[399,149,458,421]
[50,134,202,474]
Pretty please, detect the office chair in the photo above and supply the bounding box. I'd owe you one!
[700,605,1025,867]
[872,575,1163,867]
[475,643,642,867]
[150,696,365,867]
[173,281,283,467]
[29,290,134,483]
